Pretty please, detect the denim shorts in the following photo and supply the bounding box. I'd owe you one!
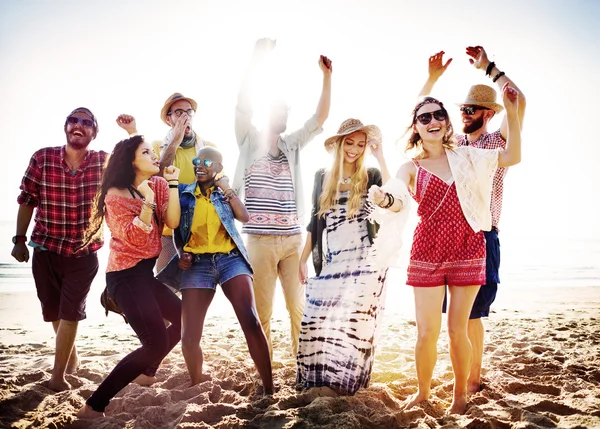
[180,249,253,290]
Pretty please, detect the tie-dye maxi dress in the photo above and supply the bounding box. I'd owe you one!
[296,192,388,395]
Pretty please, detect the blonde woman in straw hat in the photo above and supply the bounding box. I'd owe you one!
[296,118,391,397]
[369,81,522,414]
[420,47,526,395]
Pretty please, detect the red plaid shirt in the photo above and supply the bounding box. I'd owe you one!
[456,130,507,228]
[17,146,107,257]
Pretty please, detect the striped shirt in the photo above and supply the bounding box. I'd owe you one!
[17,146,106,257]
[242,152,301,235]
[456,130,507,228]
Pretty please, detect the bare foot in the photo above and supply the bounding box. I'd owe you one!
[76,404,104,419]
[133,374,157,386]
[448,395,468,415]
[301,386,338,402]
[66,355,80,374]
[467,380,482,395]
[402,391,429,411]
[48,377,71,392]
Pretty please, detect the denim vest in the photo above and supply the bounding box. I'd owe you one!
[156,182,252,289]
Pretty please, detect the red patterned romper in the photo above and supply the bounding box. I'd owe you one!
[407,160,486,287]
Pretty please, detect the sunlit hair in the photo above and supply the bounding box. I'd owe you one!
[79,135,145,249]
[318,134,368,218]
[404,97,455,159]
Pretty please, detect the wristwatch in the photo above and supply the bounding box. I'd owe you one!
[12,235,27,244]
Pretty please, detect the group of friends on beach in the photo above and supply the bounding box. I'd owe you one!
[11,39,525,418]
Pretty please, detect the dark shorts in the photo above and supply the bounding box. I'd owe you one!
[180,249,252,290]
[32,250,99,322]
[443,229,500,319]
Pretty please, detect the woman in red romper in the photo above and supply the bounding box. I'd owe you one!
[370,83,522,414]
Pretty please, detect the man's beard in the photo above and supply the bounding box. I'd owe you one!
[67,134,93,150]
[463,115,484,134]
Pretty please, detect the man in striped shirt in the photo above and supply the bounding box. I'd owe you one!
[12,108,106,392]
[233,39,332,359]
[420,46,526,393]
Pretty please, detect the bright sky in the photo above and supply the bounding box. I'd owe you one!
[1,0,599,251]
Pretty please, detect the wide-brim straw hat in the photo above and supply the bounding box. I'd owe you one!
[459,84,504,114]
[160,93,198,125]
[324,118,382,153]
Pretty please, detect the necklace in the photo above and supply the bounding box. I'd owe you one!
[339,176,352,185]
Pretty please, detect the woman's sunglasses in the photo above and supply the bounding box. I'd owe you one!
[66,116,94,128]
[415,109,447,125]
[192,157,213,168]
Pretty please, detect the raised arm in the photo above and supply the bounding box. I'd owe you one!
[466,45,526,139]
[418,51,452,97]
[158,115,189,175]
[162,166,181,229]
[235,38,275,144]
[116,114,138,136]
[314,55,333,127]
[497,83,521,168]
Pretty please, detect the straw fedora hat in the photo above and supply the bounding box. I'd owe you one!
[460,84,504,114]
[324,118,382,153]
[160,93,198,125]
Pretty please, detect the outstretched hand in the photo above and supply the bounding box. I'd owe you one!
[501,82,519,111]
[319,55,333,75]
[428,51,452,80]
[466,45,490,70]
[116,114,137,135]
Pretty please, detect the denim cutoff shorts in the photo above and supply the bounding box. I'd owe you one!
[180,249,252,290]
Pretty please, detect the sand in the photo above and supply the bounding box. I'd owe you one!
[1,279,599,429]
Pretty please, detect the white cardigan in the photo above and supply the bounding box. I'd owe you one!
[446,146,499,233]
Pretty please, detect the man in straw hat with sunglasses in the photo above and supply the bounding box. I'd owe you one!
[12,107,113,391]
[233,38,332,360]
[116,93,216,272]
[419,46,526,394]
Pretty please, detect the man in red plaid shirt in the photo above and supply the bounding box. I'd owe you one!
[11,107,106,392]
[420,46,526,394]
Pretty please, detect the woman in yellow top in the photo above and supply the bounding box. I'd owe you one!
[158,147,273,393]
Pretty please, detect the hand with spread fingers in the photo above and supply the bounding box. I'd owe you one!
[428,51,452,80]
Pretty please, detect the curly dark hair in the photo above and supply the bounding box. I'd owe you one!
[404,97,454,156]
[79,135,145,250]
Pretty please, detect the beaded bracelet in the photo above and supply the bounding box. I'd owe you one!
[485,61,496,76]
[492,71,505,83]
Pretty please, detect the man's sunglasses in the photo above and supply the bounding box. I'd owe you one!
[459,105,490,115]
[192,158,214,168]
[415,109,448,125]
[66,116,94,128]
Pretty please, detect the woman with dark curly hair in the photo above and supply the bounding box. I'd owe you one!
[77,135,182,419]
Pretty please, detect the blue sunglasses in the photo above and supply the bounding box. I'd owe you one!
[192,157,214,168]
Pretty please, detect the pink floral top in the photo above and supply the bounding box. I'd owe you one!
[105,176,170,272]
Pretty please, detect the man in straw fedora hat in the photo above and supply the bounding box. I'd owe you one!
[233,38,332,360]
[419,46,526,394]
[116,93,216,272]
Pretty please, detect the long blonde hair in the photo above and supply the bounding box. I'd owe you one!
[318,135,368,218]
